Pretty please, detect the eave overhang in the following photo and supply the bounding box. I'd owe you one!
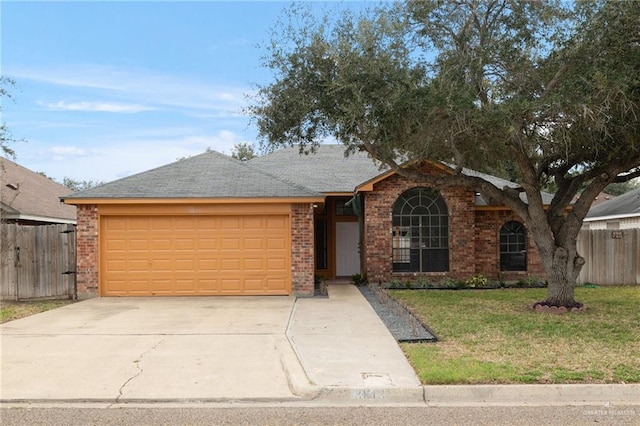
[62,196,326,206]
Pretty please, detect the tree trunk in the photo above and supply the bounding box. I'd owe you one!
[541,246,585,307]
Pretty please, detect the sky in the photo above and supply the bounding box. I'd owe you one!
[1,1,368,184]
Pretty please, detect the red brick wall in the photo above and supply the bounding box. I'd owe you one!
[76,204,99,298]
[363,172,476,284]
[475,210,546,281]
[291,203,315,296]
[362,171,546,284]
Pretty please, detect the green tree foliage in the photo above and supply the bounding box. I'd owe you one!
[231,142,257,161]
[251,1,640,307]
[0,76,24,159]
[62,177,104,193]
[604,181,640,197]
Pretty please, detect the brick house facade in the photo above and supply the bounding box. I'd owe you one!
[65,146,550,298]
[359,170,545,285]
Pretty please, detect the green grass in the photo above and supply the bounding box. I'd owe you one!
[390,286,640,384]
[0,299,75,323]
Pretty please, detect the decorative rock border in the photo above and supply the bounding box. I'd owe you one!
[531,302,587,314]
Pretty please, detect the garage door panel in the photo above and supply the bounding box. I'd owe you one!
[198,238,217,250]
[151,217,173,230]
[101,214,291,296]
[266,238,286,249]
[243,258,264,270]
[198,259,218,271]
[128,217,150,230]
[221,238,240,250]
[175,259,195,271]
[244,238,264,250]
[106,239,126,251]
[175,239,195,250]
[220,258,241,272]
[220,279,241,291]
[267,258,287,270]
[220,217,240,230]
[128,239,149,251]
[151,239,172,251]
[266,277,288,292]
[128,260,149,272]
[198,279,219,291]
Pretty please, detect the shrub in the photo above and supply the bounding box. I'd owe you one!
[351,273,368,286]
[465,274,489,288]
[416,276,433,289]
[388,280,405,289]
[439,277,461,289]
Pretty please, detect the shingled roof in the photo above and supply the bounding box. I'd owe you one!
[62,145,555,206]
[63,150,322,200]
[248,145,384,193]
[1,157,76,224]
[250,145,554,205]
[586,188,640,220]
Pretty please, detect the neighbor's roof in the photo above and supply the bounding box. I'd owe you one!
[585,188,640,221]
[0,157,76,223]
[248,145,385,193]
[63,150,322,200]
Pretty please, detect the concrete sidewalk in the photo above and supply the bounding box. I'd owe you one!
[287,285,423,402]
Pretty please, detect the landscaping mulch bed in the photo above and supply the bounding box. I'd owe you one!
[359,286,436,343]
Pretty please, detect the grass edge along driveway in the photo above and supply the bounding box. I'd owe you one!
[0,299,75,323]
[390,286,640,385]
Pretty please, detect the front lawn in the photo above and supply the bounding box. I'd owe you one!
[0,299,75,323]
[390,286,640,384]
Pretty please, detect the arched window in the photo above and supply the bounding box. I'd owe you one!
[500,221,527,271]
[392,188,449,272]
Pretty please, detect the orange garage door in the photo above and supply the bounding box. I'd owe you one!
[100,215,291,296]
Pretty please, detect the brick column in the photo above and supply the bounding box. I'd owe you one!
[291,203,315,296]
[75,204,99,298]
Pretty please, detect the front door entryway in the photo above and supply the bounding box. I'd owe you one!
[335,222,360,276]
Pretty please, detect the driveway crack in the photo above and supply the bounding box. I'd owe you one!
[113,338,165,404]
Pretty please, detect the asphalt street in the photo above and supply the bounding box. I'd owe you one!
[1,405,638,425]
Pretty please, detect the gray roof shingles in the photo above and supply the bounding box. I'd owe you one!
[64,150,321,200]
[586,188,640,218]
[250,145,554,205]
[248,145,385,193]
[1,157,76,222]
[63,144,555,206]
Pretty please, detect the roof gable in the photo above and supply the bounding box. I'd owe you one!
[63,150,322,200]
[0,157,76,223]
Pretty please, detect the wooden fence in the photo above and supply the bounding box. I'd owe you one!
[1,223,76,301]
[577,228,639,285]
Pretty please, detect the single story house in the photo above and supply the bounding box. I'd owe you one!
[582,188,640,230]
[62,145,548,297]
[1,157,76,225]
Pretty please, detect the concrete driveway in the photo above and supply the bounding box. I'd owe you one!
[0,285,422,404]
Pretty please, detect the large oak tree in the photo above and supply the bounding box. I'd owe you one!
[250,0,640,307]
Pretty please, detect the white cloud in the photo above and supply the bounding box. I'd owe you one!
[47,146,91,161]
[42,101,155,113]
[12,64,251,115]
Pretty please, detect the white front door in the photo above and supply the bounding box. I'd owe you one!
[336,222,360,276]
